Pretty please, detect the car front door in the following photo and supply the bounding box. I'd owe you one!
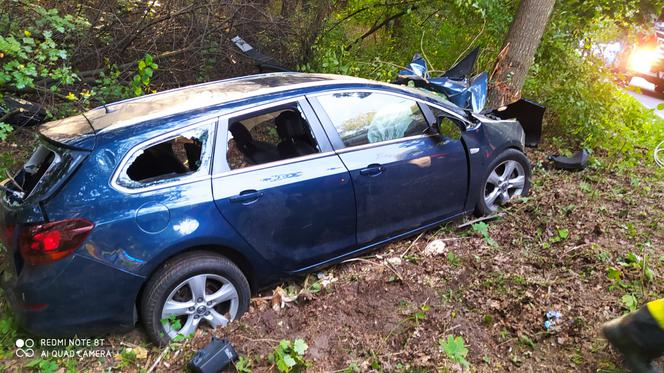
[211,98,356,272]
[310,90,469,246]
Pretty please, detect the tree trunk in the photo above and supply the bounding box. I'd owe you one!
[487,0,556,109]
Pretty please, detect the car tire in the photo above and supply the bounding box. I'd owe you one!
[475,148,531,217]
[140,251,250,346]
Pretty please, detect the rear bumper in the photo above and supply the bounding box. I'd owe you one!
[1,254,144,337]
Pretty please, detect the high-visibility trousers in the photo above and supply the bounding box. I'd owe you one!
[646,299,664,331]
[624,299,664,359]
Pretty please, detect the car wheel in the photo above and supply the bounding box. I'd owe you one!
[141,251,250,346]
[475,149,531,216]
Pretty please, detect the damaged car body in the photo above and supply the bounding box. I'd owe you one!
[1,72,532,345]
[396,48,544,147]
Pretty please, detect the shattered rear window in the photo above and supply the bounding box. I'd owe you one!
[116,125,213,190]
[4,145,59,202]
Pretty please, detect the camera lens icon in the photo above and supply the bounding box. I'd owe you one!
[15,338,35,357]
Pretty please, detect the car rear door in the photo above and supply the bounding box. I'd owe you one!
[211,98,356,272]
[309,90,469,246]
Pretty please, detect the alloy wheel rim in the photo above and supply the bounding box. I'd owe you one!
[483,160,526,212]
[161,274,239,339]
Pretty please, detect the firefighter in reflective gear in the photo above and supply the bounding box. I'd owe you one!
[603,299,664,373]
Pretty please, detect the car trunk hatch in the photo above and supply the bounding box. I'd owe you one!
[1,112,98,275]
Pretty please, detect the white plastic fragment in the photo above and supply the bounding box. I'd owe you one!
[423,239,448,257]
[386,257,402,266]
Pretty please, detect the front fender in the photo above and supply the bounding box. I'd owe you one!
[460,119,526,212]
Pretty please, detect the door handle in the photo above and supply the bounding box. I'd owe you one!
[229,190,263,204]
[359,164,385,177]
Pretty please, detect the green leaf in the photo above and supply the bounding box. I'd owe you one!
[625,252,640,264]
[657,103,664,111]
[440,335,469,367]
[293,339,308,356]
[472,222,489,236]
[275,356,290,372]
[25,358,42,368]
[558,229,569,239]
[283,355,297,368]
[621,294,638,312]
[607,266,621,281]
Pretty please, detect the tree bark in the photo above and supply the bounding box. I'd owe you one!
[487,0,556,109]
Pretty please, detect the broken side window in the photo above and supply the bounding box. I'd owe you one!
[116,125,212,189]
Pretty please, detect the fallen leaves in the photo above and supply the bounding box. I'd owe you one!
[271,286,299,312]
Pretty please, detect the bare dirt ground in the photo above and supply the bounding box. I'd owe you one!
[1,139,663,372]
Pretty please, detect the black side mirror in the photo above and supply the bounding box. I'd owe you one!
[435,115,464,140]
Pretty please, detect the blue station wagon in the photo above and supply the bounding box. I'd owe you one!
[0,73,531,344]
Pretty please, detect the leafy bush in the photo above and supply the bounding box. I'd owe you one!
[269,339,309,372]
[131,54,159,96]
[439,335,470,369]
[0,289,18,361]
[0,123,12,142]
[0,4,87,91]
[235,356,253,373]
[0,2,160,123]
[525,38,664,166]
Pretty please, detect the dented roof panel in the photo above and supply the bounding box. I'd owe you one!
[94,73,367,132]
[36,73,368,148]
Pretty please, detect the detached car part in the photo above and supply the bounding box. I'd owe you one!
[548,149,590,171]
[231,35,290,73]
[188,338,238,373]
[0,96,46,127]
[490,99,544,147]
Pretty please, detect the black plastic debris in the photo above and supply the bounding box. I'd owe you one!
[188,337,238,373]
[231,35,291,73]
[0,96,46,127]
[548,149,590,171]
[441,46,480,79]
[491,98,545,147]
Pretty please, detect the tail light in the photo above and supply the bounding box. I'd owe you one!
[19,218,94,265]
